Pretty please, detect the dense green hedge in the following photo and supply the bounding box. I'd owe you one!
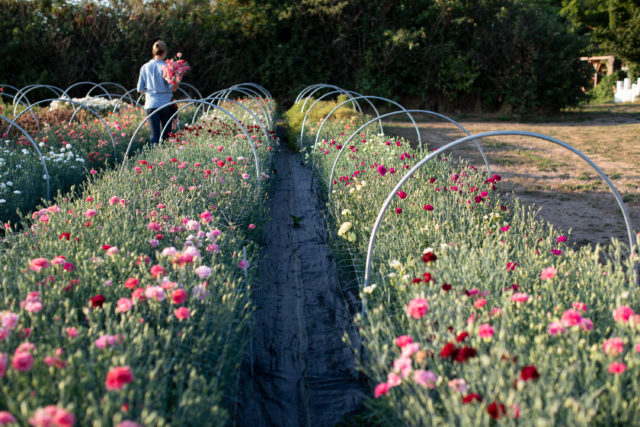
[0,0,589,113]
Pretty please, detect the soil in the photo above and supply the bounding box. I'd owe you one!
[385,105,640,249]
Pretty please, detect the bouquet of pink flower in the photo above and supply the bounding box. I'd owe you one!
[163,52,190,86]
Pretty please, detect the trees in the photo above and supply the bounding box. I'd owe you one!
[0,0,591,112]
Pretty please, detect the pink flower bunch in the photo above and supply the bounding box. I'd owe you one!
[12,342,35,372]
[21,292,43,313]
[163,54,190,85]
[548,307,592,335]
[28,405,75,427]
[44,348,66,369]
[406,298,428,319]
[105,366,134,391]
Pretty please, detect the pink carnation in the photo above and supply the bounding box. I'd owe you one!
[28,405,75,427]
[511,292,530,303]
[406,298,428,319]
[540,266,557,280]
[561,309,582,327]
[603,337,624,356]
[613,306,635,323]
[478,323,494,339]
[413,370,437,388]
[374,382,389,398]
[0,411,17,425]
[608,362,626,375]
[29,258,50,272]
[548,321,566,336]
[396,335,413,348]
[105,366,134,391]
[174,307,191,320]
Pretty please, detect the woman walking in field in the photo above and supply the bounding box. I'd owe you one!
[137,40,178,144]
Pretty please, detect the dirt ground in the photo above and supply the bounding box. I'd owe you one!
[385,103,640,249]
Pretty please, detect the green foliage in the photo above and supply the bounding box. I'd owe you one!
[0,105,275,424]
[283,95,359,151]
[586,70,625,103]
[0,0,589,112]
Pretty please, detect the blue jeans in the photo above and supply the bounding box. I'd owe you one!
[145,104,175,144]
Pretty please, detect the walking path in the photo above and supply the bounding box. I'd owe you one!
[238,145,363,426]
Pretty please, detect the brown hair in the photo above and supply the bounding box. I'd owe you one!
[152,40,167,57]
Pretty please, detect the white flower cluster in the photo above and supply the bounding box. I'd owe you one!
[50,96,124,113]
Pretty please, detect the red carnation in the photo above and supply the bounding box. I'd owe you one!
[456,331,469,342]
[90,294,106,308]
[422,252,437,263]
[105,366,134,391]
[124,277,139,289]
[441,283,452,292]
[462,393,482,404]
[487,401,506,420]
[452,346,477,363]
[520,365,540,381]
[440,342,456,359]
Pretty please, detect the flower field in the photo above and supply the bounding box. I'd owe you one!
[292,100,640,425]
[0,97,276,426]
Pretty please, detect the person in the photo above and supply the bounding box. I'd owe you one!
[137,40,179,144]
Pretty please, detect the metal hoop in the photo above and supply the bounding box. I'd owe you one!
[327,110,492,195]
[313,95,422,152]
[11,99,118,162]
[0,114,51,200]
[363,130,638,298]
[13,85,64,116]
[120,99,262,179]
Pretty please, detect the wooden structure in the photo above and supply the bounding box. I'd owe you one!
[580,55,615,87]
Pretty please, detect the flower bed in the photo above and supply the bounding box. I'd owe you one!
[0,113,275,425]
[295,109,640,425]
[0,99,201,225]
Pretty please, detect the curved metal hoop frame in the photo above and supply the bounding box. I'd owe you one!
[300,85,363,115]
[363,130,639,297]
[233,82,272,100]
[11,99,118,161]
[216,87,272,127]
[62,81,111,100]
[112,88,142,113]
[194,95,270,131]
[201,89,266,125]
[86,82,129,99]
[0,93,38,127]
[0,114,51,200]
[312,95,423,151]
[13,85,64,115]
[327,110,492,195]
[296,83,334,104]
[120,99,262,179]
[161,98,272,151]
[299,90,371,144]
[226,85,273,126]
[0,84,21,100]
[177,82,203,100]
